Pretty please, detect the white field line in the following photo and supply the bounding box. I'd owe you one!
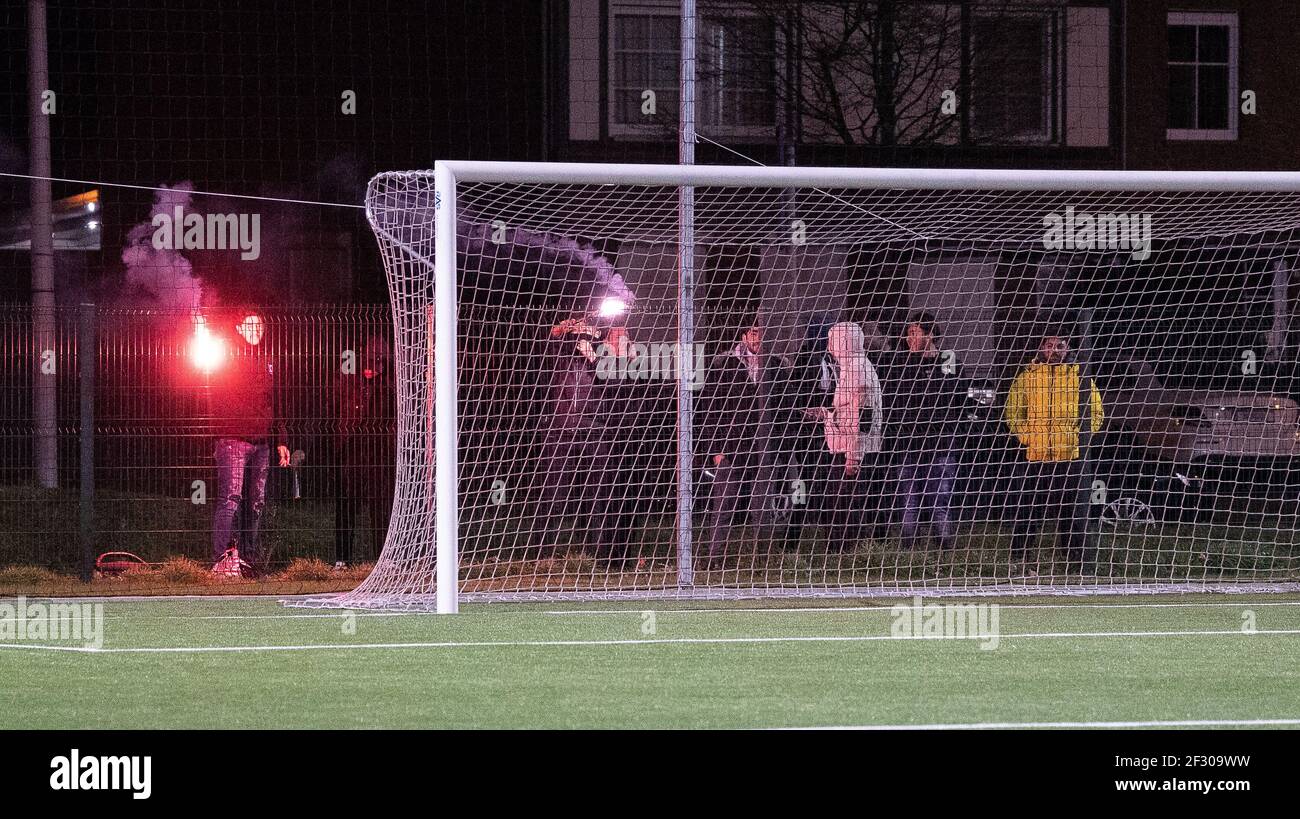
[546,601,1300,616]
[782,718,1300,730]
[0,611,420,624]
[2,599,1297,625]
[171,603,1298,623]
[2,628,1299,654]
[191,611,421,620]
[5,594,316,603]
[11,600,1299,624]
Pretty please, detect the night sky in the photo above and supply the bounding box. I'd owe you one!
[1,0,548,302]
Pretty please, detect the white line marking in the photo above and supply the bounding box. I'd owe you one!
[12,600,1300,624]
[65,599,1300,622]
[188,611,419,620]
[2,628,1298,654]
[546,601,1300,615]
[155,611,418,621]
[1,594,323,603]
[0,611,418,624]
[58,601,1300,622]
[782,718,1300,730]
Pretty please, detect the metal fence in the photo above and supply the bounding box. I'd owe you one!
[0,304,393,576]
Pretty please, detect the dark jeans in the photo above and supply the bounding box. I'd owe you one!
[1011,458,1093,563]
[213,438,270,564]
[820,451,874,550]
[705,449,758,560]
[897,451,958,549]
[779,446,876,550]
[779,448,823,552]
[537,430,635,557]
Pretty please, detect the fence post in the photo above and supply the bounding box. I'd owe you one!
[78,303,95,582]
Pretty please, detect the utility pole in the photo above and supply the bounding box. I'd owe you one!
[30,0,58,489]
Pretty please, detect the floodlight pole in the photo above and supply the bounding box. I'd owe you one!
[434,162,460,613]
[676,0,697,586]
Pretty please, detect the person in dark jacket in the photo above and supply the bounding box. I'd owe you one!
[207,311,288,574]
[536,317,639,558]
[773,316,835,549]
[879,313,966,550]
[334,336,396,567]
[699,323,788,562]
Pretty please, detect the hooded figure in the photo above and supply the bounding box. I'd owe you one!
[791,321,885,551]
[821,322,884,471]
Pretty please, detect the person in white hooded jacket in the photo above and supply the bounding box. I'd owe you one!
[805,321,883,547]
[808,322,884,471]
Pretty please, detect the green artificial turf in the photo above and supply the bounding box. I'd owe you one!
[2,594,1298,729]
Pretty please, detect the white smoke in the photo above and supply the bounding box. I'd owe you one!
[368,184,632,309]
[121,181,202,309]
[461,218,633,312]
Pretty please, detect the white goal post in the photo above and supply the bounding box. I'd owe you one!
[302,162,1300,613]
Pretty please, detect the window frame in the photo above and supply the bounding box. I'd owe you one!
[1165,11,1239,142]
[695,13,779,135]
[968,6,1063,146]
[605,0,776,140]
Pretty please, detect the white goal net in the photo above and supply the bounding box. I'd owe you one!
[304,163,1300,610]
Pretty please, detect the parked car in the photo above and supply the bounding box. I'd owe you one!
[1091,359,1300,524]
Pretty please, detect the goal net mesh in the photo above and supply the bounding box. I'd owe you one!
[318,169,1300,608]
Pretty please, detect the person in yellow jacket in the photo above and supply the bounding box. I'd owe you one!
[1004,335,1103,571]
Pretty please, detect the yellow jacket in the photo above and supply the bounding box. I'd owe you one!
[1005,361,1103,462]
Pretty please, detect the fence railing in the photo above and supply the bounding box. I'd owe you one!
[0,303,394,576]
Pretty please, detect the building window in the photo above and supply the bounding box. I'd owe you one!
[971,11,1060,144]
[610,11,680,129]
[698,16,775,129]
[608,3,774,137]
[1166,12,1238,141]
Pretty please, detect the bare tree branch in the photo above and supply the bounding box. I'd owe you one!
[697,0,1060,148]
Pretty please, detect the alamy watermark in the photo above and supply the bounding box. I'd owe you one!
[0,596,104,650]
[50,749,151,800]
[594,341,707,390]
[1043,206,1152,260]
[889,596,1001,650]
[151,205,261,260]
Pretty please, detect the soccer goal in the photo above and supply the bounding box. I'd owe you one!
[303,162,1300,612]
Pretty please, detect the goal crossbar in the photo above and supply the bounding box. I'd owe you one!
[431,161,1300,192]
